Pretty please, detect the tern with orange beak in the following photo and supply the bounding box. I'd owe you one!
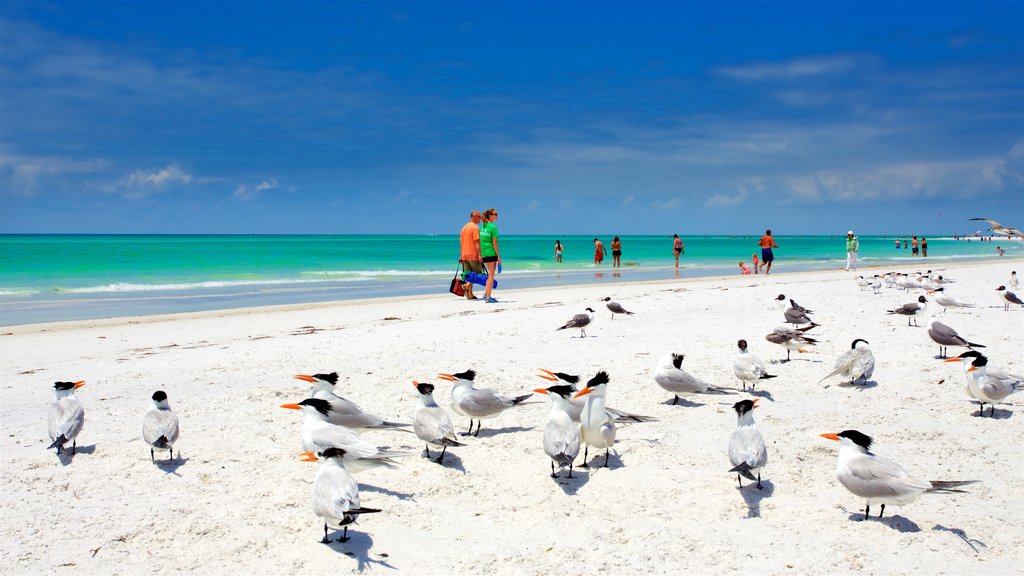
[820,430,977,520]
[47,381,86,455]
[142,390,179,462]
[946,352,1024,417]
[411,381,464,464]
[301,448,382,544]
[437,369,532,436]
[534,384,581,478]
[280,398,407,472]
[537,368,654,422]
[652,353,733,405]
[295,372,410,430]
[733,340,776,391]
[728,399,766,489]
[574,371,616,468]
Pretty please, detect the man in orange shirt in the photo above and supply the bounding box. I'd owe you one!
[758,229,779,275]
[459,210,484,300]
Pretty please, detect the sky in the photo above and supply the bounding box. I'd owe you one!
[1,1,1022,235]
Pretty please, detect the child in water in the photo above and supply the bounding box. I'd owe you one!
[739,261,752,275]
[752,253,760,274]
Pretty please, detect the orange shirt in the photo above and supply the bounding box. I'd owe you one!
[460,222,481,261]
[758,235,777,249]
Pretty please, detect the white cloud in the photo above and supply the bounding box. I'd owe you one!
[0,152,107,197]
[651,198,682,211]
[704,189,749,208]
[233,184,254,201]
[621,194,635,207]
[119,163,192,199]
[526,199,540,211]
[718,54,866,81]
[256,178,278,191]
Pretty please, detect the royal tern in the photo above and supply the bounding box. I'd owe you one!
[883,273,896,289]
[927,287,975,313]
[820,430,977,520]
[946,352,1024,417]
[996,285,1024,311]
[142,390,179,462]
[280,398,407,472]
[557,307,596,337]
[1010,271,1019,290]
[574,371,616,468]
[887,295,928,326]
[733,340,777,391]
[968,217,1024,239]
[871,275,882,294]
[927,318,984,359]
[819,339,875,386]
[296,372,410,430]
[728,399,767,489]
[920,276,940,292]
[651,353,733,404]
[856,276,871,291]
[302,448,382,543]
[601,297,634,320]
[536,369,655,423]
[438,369,532,436]
[411,381,465,463]
[533,385,582,478]
[47,381,85,455]
[765,325,819,362]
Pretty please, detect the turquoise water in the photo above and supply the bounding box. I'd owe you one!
[0,234,1018,325]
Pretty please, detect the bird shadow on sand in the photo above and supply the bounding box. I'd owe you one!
[836,379,878,390]
[552,468,590,495]
[579,451,622,471]
[474,425,534,439]
[359,482,416,501]
[932,524,988,554]
[154,456,189,475]
[736,479,774,518]
[664,397,705,408]
[324,531,396,571]
[57,444,96,466]
[422,450,466,474]
[840,507,921,532]
[746,390,775,402]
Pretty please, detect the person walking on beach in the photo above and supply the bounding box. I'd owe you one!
[458,210,484,300]
[921,237,928,257]
[673,234,684,268]
[593,238,606,264]
[845,230,860,271]
[480,208,501,303]
[611,236,622,268]
[758,229,778,275]
[554,240,563,263]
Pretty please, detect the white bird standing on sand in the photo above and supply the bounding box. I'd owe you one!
[301,448,382,544]
[996,285,1024,311]
[574,371,616,468]
[557,307,596,337]
[927,287,975,313]
[438,369,532,437]
[887,295,928,326]
[733,340,777,391]
[728,399,767,489]
[945,352,1024,417]
[280,398,407,472]
[142,390,179,462]
[47,381,85,455]
[883,273,896,289]
[296,372,410,430]
[532,384,581,478]
[536,369,654,423]
[856,276,871,291]
[601,297,634,320]
[765,325,819,362]
[411,381,464,464]
[927,318,985,359]
[819,339,875,386]
[820,430,977,520]
[871,275,882,294]
[652,353,733,405]
[1010,271,1019,290]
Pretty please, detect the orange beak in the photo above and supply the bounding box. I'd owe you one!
[752,398,760,408]
[280,403,302,410]
[573,388,593,399]
[536,369,557,382]
[943,357,962,363]
[967,366,977,372]
[299,451,318,462]
[294,374,317,383]
[411,380,420,389]
[532,388,550,395]
[437,373,456,382]
[820,433,840,441]
[74,381,86,389]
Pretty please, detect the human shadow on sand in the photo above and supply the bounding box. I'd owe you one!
[323,531,396,571]
[932,524,988,554]
[840,507,921,532]
[474,425,534,439]
[57,444,97,466]
[736,478,774,518]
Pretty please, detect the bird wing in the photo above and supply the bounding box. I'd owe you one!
[413,405,455,444]
[653,365,708,393]
[312,466,361,522]
[838,453,931,500]
[928,321,967,346]
[1006,291,1024,305]
[729,427,767,469]
[457,387,512,417]
[48,398,84,442]
[892,302,920,315]
[142,408,179,446]
[784,308,811,324]
[543,415,580,463]
[305,420,379,458]
[852,349,875,380]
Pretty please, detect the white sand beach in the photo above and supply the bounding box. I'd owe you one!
[2,259,1023,575]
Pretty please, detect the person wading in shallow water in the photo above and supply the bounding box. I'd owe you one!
[673,234,684,268]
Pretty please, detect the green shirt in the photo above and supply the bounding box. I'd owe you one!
[480,222,498,258]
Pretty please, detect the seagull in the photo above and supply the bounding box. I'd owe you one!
[652,353,733,405]
[883,273,896,289]
[968,217,1024,239]
[819,339,875,386]
[302,448,382,544]
[557,307,596,337]
[574,371,616,468]
[296,372,410,430]
[536,369,655,423]
[927,318,984,359]
[601,297,634,320]
[733,340,777,391]
[765,325,819,362]
[871,275,882,294]
[47,381,86,455]
[533,385,581,478]
[774,295,813,315]
[887,295,928,326]
[142,390,179,462]
[280,398,407,472]
[728,399,767,489]
[856,276,871,291]
[411,381,465,464]
[946,352,1024,417]
[438,369,532,436]
[996,285,1024,311]
[820,430,977,520]
[927,287,975,313]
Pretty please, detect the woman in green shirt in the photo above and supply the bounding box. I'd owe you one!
[480,208,501,303]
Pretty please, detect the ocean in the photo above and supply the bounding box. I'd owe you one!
[0,234,1018,326]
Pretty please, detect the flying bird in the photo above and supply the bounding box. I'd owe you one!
[47,381,86,455]
[968,217,1024,239]
[819,339,875,386]
[601,297,634,320]
[557,307,596,337]
[142,390,179,462]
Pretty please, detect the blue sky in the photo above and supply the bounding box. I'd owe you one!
[1,1,1021,235]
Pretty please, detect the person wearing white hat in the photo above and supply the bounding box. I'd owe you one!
[845,230,860,271]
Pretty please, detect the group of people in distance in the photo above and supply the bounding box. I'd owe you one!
[562,235,687,268]
[458,209,501,304]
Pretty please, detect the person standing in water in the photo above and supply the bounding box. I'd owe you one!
[758,229,778,275]
[611,236,622,268]
[673,234,684,268]
[593,238,606,264]
[554,240,563,263]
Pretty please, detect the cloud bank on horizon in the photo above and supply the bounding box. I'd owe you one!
[1,2,1021,235]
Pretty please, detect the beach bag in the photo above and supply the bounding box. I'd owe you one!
[449,264,466,297]
[464,271,497,289]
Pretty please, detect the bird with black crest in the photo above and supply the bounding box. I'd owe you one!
[47,380,86,455]
[437,369,532,436]
[728,399,767,489]
[143,390,179,462]
[411,381,465,464]
[532,384,581,478]
[573,371,616,468]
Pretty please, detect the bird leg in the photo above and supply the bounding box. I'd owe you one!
[151,448,155,462]
[862,505,870,521]
[170,447,174,461]
[337,526,350,543]
[320,523,332,544]
[461,420,473,436]
[72,440,76,455]
[604,449,610,468]
[567,464,574,479]
[472,420,482,437]
[436,446,448,464]
[424,444,432,459]
[579,446,590,468]
[878,504,886,518]
[551,461,557,478]
[756,473,763,490]
[736,474,742,488]
[671,395,679,406]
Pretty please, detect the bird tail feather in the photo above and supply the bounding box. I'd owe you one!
[927,480,979,493]
[729,462,757,481]
[511,393,533,405]
[47,434,67,450]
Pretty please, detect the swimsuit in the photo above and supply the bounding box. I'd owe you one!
[761,248,774,262]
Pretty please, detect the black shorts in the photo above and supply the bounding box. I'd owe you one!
[482,256,499,263]
[612,250,621,257]
[761,248,774,263]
